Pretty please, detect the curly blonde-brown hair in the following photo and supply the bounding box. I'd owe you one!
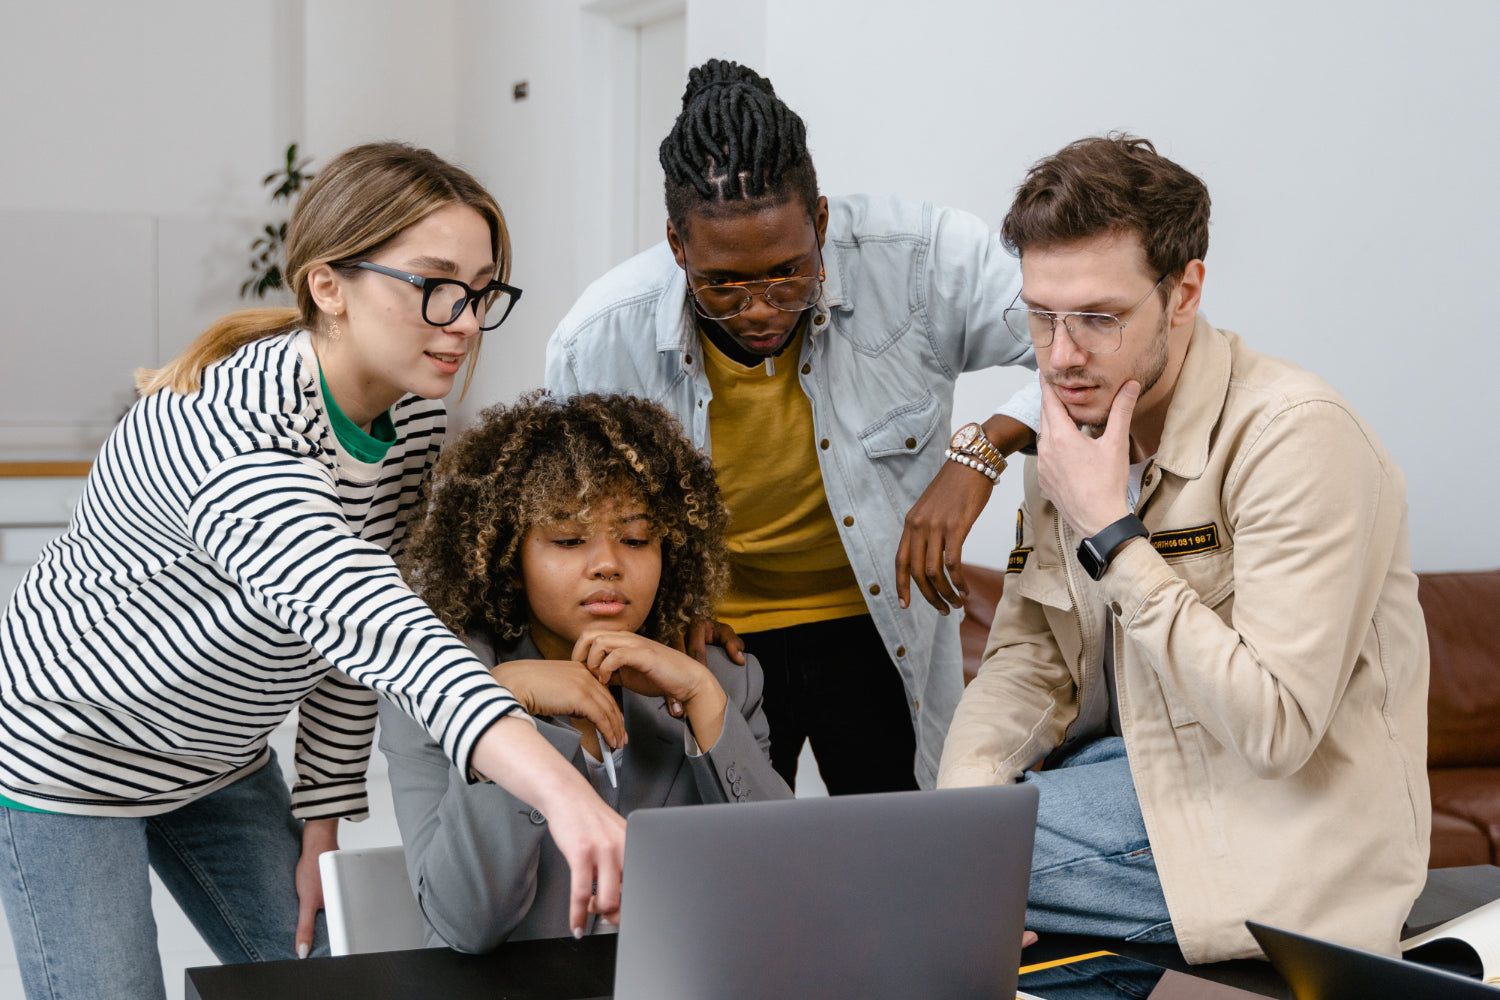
[402,392,729,647]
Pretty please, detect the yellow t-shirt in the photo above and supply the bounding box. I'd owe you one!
[701,330,868,634]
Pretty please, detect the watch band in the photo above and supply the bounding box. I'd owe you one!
[950,422,1006,469]
[1076,514,1150,581]
[946,423,1008,482]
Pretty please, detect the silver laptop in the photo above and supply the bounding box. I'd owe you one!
[1248,921,1500,999]
[612,784,1038,1000]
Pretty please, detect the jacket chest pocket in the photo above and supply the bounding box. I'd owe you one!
[1157,545,1235,622]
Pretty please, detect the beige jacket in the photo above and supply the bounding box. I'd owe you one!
[939,317,1430,964]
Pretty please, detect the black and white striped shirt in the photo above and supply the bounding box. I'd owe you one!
[0,332,518,818]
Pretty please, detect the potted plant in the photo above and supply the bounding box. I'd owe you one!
[241,143,315,298]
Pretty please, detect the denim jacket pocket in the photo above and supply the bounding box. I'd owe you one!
[855,391,945,510]
[856,391,943,459]
[828,234,923,357]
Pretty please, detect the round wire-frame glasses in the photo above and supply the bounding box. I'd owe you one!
[683,247,826,321]
[1002,274,1167,355]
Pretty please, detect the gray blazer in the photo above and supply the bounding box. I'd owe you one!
[377,631,792,952]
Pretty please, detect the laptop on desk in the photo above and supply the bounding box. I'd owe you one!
[1248,920,1500,999]
[603,783,1038,1000]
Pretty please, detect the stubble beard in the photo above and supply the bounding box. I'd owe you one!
[1076,310,1170,436]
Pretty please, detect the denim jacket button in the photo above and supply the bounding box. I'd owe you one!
[801,363,811,374]
[813,314,826,326]
[843,515,854,527]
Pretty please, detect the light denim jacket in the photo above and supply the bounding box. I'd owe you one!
[545,194,1040,786]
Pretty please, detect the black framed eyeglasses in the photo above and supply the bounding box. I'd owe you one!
[351,262,523,331]
[683,247,825,321]
[1002,275,1167,355]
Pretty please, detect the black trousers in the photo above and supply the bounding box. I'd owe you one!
[741,614,919,795]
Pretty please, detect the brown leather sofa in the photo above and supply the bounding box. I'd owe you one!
[957,564,1500,869]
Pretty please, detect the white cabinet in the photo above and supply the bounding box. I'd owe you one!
[0,471,86,603]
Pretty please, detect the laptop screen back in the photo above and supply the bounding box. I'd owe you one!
[613,784,1038,1000]
[1248,921,1499,1000]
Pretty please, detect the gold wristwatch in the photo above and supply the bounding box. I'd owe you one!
[945,422,1007,482]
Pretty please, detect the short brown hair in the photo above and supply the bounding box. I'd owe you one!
[401,392,729,647]
[1001,133,1210,282]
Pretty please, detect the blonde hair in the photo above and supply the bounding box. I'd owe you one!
[137,142,511,396]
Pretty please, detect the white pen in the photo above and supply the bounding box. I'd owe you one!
[599,735,618,789]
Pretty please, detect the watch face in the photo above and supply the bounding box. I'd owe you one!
[950,423,979,450]
[1077,537,1108,581]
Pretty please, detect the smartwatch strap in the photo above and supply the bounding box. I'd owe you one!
[1077,514,1150,581]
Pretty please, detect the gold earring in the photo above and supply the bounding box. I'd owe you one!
[328,317,341,342]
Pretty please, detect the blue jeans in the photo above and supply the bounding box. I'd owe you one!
[0,752,328,1000]
[1024,736,1176,943]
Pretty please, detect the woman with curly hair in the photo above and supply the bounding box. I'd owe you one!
[380,392,792,951]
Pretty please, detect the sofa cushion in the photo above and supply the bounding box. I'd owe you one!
[960,564,1007,685]
[1420,570,1500,768]
[1430,810,1491,868]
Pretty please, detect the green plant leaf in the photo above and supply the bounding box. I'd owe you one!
[248,143,310,299]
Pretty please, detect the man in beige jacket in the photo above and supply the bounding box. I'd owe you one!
[938,135,1429,964]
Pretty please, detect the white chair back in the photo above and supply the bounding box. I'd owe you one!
[318,845,426,956]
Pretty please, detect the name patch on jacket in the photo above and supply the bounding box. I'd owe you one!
[1007,547,1032,573]
[1150,523,1221,557]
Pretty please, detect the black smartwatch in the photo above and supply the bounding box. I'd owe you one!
[1076,514,1150,581]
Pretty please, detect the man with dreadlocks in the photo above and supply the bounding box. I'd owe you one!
[546,59,1038,793]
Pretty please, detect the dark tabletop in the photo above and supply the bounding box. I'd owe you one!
[186,866,1500,1000]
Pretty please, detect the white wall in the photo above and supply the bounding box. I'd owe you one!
[447,0,689,428]
[305,0,458,159]
[449,0,591,423]
[0,0,292,457]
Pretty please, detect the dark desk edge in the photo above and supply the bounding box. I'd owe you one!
[187,866,1500,1000]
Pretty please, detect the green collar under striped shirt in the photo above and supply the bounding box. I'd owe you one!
[320,370,396,463]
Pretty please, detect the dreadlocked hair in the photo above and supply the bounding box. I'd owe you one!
[401,392,730,649]
[659,58,819,229]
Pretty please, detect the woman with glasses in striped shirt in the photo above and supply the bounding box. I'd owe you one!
[0,141,623,1000]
